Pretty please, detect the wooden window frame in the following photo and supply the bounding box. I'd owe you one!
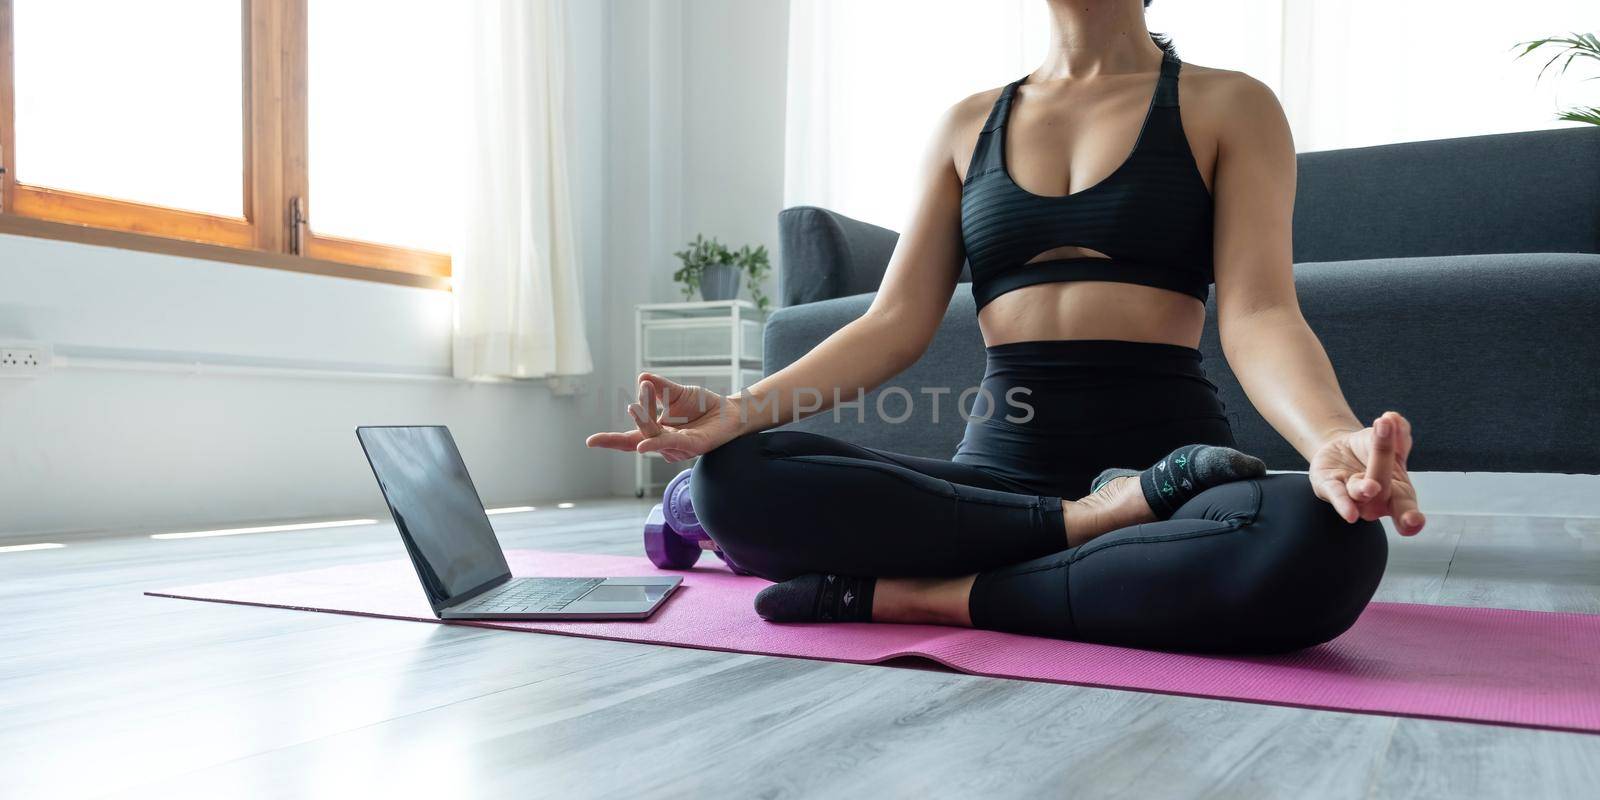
[0,0,449,290]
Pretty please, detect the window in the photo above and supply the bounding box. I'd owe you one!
[0,0,464,287]
[307,0,467,256]
[13,0,244,219]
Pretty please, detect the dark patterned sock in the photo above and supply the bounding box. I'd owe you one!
[1091,444,1266,520]
[754,573,876,623]
[1089,468,1140,496]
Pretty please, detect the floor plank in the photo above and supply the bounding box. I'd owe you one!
[1437,515,1600,613]
[1371,515,1464,606]
[1377,716,1600,798]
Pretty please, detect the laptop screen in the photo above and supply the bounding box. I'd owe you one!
[357,426,511,608]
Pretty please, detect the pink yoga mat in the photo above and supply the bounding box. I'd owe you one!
[149,549,1600,734]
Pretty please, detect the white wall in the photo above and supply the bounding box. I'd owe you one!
[0,2,616,540]
[681,0,791,269]
[598,0,791,495]
[0,237,612,540]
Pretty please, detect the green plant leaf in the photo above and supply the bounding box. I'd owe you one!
[1558,105,1600,125]
[1514,32,1600,82]
[673,234,777,304]
[1513,32,1600,125]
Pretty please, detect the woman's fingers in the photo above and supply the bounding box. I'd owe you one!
[1345,471,1379,503]
[1362,413,1398,496]
[640,380,670,429]
[586,430,645,451]
[644,372,725,425]
[640,372,693,417]
[636,427,701,455]
[1315,475,1360,523]
[1315,413,1423,533]
[1389,485,1426,536]
[639,371,680,393]
[628,402,664,437]
[619,376,709,458]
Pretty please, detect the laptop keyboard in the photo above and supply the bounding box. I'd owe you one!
[452,578,606,614]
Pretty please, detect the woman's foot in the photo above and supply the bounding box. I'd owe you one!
[1065,472,1154,546]
[754,574,876,622]
[1067,444,1266,544]
[754,573,976,626]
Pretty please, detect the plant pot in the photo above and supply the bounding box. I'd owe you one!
[699,263,740,302]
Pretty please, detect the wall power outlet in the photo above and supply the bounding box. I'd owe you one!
[0,341,52,378]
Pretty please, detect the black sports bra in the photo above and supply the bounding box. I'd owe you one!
[960,52,1214,310]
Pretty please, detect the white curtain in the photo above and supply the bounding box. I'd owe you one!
[785,0,1599,230]
[1280,0,1600,152]
[453,0,593,381]
[784,0,1049,230]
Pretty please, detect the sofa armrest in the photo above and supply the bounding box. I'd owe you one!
[777,206,900,307]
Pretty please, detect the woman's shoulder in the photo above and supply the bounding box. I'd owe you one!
[1178,62,1283,114]
[1176,61,1289,142]
[1177,61,1299,160]
[943,85,1009,132]
[931,85,1011,176]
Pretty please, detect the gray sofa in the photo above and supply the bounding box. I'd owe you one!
[765,127,1600,474]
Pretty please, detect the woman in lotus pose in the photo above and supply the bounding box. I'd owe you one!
[589,0,1425,654]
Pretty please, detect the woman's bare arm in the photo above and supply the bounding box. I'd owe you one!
[725,104,974,433]
[587,97,983,459]
[1207,73,1424,534]
[1208,74,1363,459]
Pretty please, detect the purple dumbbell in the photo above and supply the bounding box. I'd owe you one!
[643,468,749,574]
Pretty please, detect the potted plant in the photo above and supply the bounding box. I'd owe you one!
[672,234,772,311]
[1514,32,1600,125]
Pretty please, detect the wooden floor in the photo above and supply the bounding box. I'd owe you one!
[3,501,1599,799]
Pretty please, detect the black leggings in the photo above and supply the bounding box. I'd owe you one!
[691,340,1388,654]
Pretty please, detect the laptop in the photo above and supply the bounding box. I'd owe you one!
[356,425,681,620]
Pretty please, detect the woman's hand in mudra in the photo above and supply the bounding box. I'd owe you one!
[1309,410,1426,536]
[585,372,744,463]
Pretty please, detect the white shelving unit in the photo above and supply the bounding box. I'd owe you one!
[634,299,765,497]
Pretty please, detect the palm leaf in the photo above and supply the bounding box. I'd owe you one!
[1513,32,1600,126]
[1558,106,1600,126]
[1513,32,1600,82]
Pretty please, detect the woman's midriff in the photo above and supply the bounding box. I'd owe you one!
[952,338,1236,500]
[977,281,1208,349]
